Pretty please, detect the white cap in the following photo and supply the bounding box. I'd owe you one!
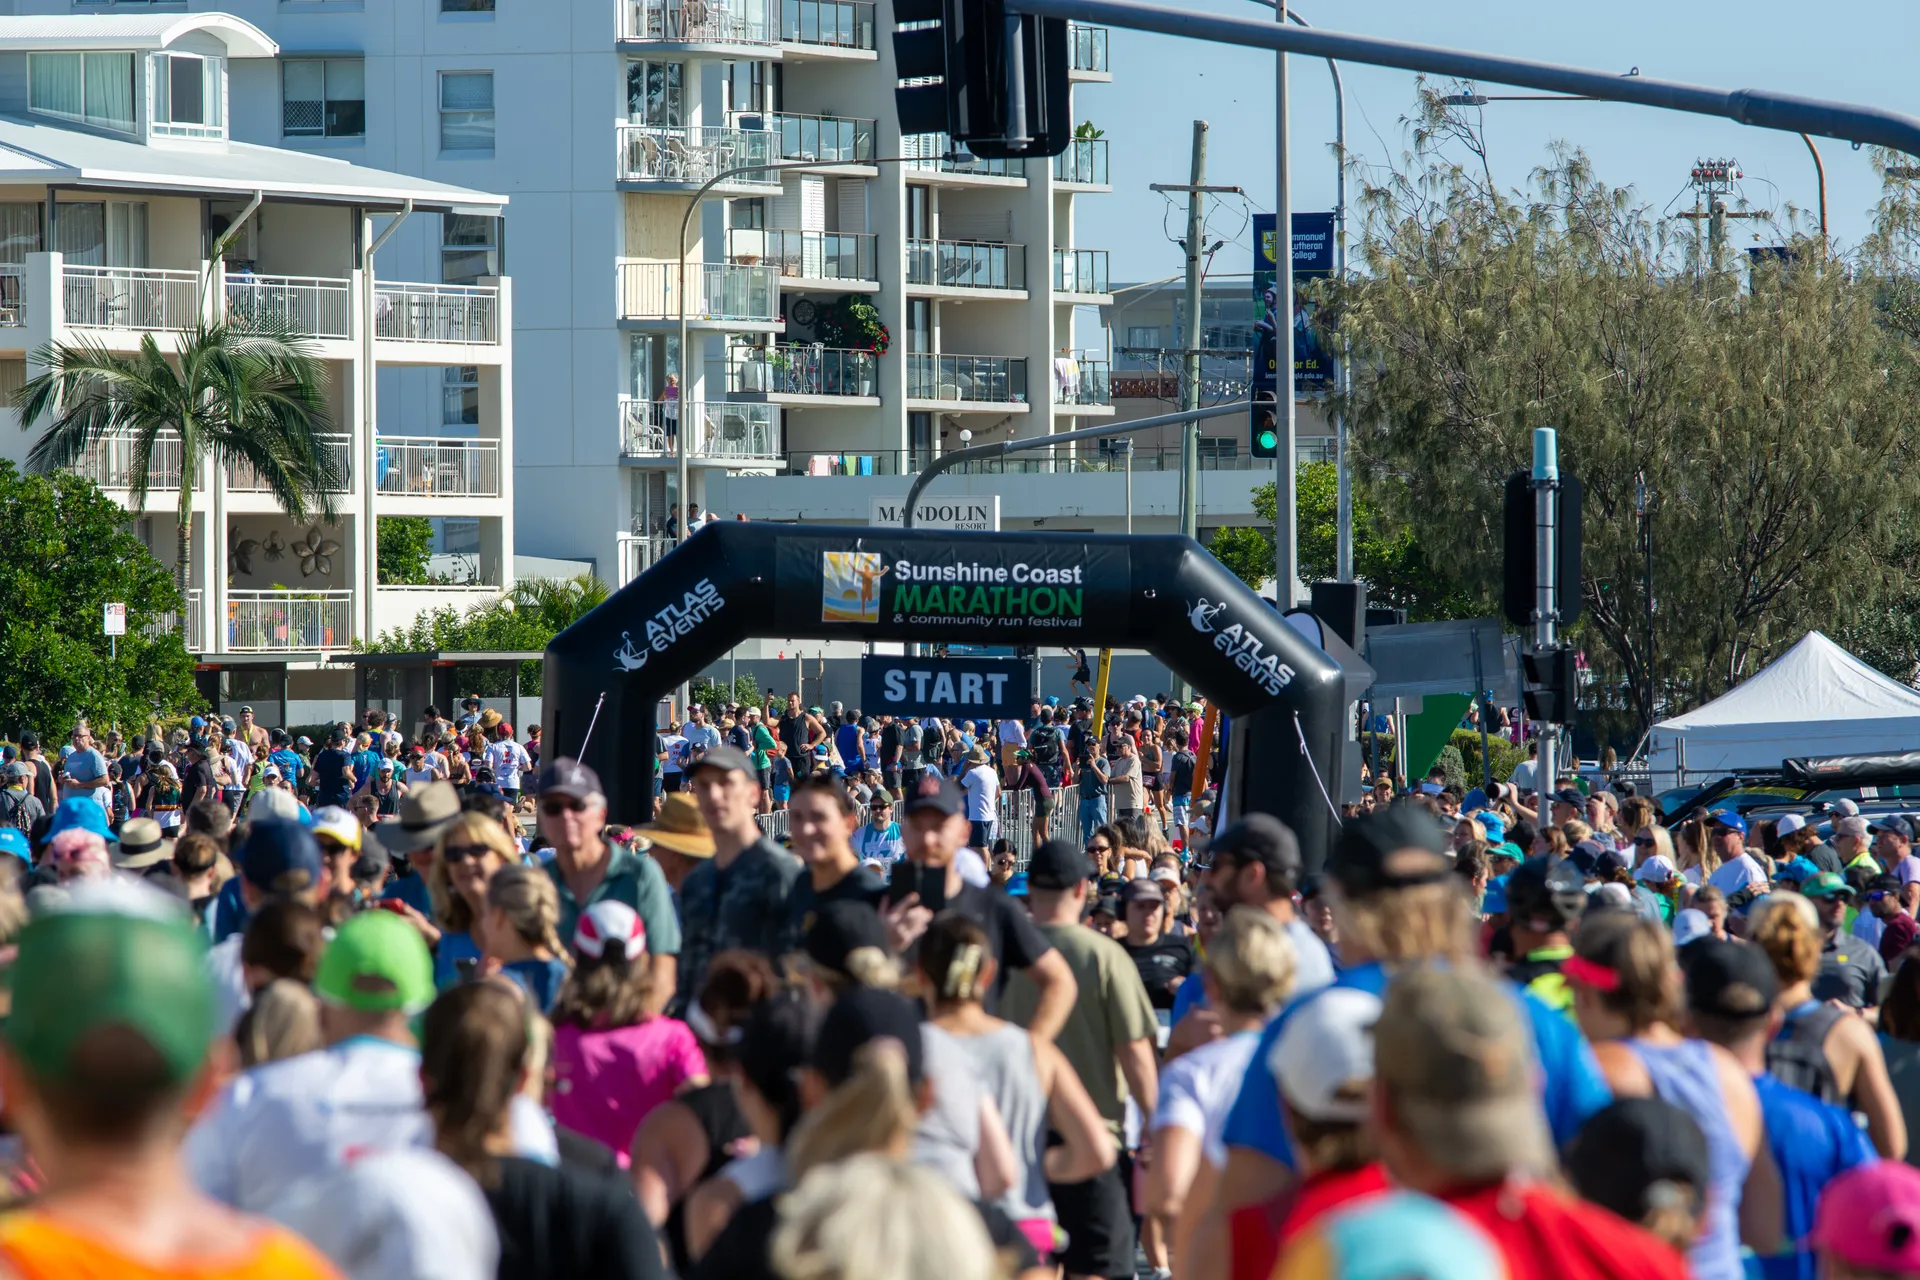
[247,787,302,823]
[1775,812,1808,837]
[1832,798,1861,818]
[310,805,363,850]
[1268,987,1382,1123]
[1633,854,1677,883]
[1672,908,1711,947]
[1594,882,1634,909]
[574,900,647,961]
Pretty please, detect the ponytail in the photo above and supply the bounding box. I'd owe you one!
[916,913,993,1005]
[1750,893,1821,986]
[485,865,573,968]
[420,982,529,1187]
[787,1041,919,1179]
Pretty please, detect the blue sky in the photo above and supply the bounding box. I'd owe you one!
[1077,0,1920,285]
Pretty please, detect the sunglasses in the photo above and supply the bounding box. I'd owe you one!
[1087,842,1111,853]
[540,798,586,816]
[1869,890,1891,903]
[1633,836,1657,848]
[441,843,495,865]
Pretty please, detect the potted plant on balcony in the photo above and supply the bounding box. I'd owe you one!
[816,297,887,395]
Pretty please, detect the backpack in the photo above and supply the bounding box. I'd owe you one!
[921,723,945,768]
[1028,725,1061,765]
[0,788,27,833]
[899,719,922,762]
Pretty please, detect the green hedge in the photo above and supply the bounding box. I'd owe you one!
[1450,728,1529,785]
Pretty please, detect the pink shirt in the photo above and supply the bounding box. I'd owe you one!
[549,1017,707,1165]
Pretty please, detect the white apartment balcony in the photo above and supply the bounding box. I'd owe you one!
[224,434,354,497]
[1052,355,1114,415]
[375,437,504,501]
[617,532,674,587]
[616,125,782,192]
[906,239,1028,299]
[620,397,783,465]
[618,260,782,329]
[225,274,353,340]
[1069,24,1112,81]
[372,282,502,346]
[1053,248,1113,303]
[732,229,879,292]
[906,354,1031,413]
[152,588,204,654]
[758,112,876,172]
[1053,138,1111,190]
[902,133,1026,187]
[728,343,880,406]
[780,0,877,60]
[226,589,354,652]
[618,0,779,52]
[70,429,187,496]
[64,266,200,332]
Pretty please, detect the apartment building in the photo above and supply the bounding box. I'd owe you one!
[0,11,512,722]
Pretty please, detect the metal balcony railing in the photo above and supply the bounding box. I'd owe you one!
[620,398,782,459]
[763,111,875,163]
[151,588,204,653]
[620,0,777,43]
[1053,248,1110,295]
[70,429,186,491]
[618,532,674,586]
[225,274,353,339]
[729,344,878,397]
[373,282,500,344]
[1053,138,1109,186]
[64,265,199,331]
[906,239,1027,291]
[227,589,353,652]
[906,353,1028,403]
[736,229,878,282]
[781,0,875,47]
[1052,358,1111,405]
[902,132,1022,178]
[375,436,502,498]
[225,434,352,492]
[782,444,1310,475]
[1069,23,1109,72]
[616,124,781,186]
[0,265,22,327]
[618,260,781,323]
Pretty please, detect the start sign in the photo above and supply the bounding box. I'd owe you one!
[860,656,1034,720]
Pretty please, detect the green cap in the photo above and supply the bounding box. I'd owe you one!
[314,910,435,1014]
[1802,871,1853,901]
[6,900,215,1084]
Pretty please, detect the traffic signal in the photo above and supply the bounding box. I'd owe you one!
[1521,648,1578,723]
[1501,470,1583,629]
[1251,391,1279,459]
[892,0,1072,157]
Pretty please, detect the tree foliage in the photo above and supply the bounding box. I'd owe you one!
[0,463,196,739]
[364,574,610,693]
[1207,525,1270,591]
[377,516,435,585]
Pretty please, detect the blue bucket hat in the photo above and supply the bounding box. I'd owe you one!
[46,796,110,842]
[0,829,28,862]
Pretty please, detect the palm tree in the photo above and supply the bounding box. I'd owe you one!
[507,574,610,632]
[15,314,343,604]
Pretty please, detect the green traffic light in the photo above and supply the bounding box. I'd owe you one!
[1257,430,1278,449]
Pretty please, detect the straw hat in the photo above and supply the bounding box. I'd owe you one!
[478,708,503,731]
[634,793,716,858]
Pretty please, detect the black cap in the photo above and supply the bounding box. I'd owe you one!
[903,773,966,818]
[691,745,755,777]
[1684,938,1779,1020]
[811,987,925,1089]
[803,900,892,978]
[1093,894,1122,917]
[535,757,603,802]
[1596,848,1630,877]
[1564,1097,1710,1227]
[1552,788,1585,806]
[1567,842,1603,877]
[1505,858,1587,932]
[1328,803,1451,898]
[1208,813,1301,881]
[1121,877,1165,905]
[1027,838,1090,891]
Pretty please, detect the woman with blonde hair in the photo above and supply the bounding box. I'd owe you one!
[426,809,516,990]
[1674,810,1719,898]
[772,1156,1000,1280]
[1451,815,1486,851]
[234,979,324,1068]
[1749,893,1905,1157]
[478,864,571,1012]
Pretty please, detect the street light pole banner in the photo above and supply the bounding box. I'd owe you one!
[1254,211,1336,394]
[860,656,1036,719]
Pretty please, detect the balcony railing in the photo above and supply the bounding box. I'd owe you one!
[226,434,352,493]
[781,443,1321,476]
[906,353,1028,404]
[225,274,353,339]
[1053,248,1109,295]
[152,588,204,653]
[70,429,186,491]
[373,282,500,344]
[1053,358,1111,406]
[621,398,782,459]
[1053,138,1109,186]
[618,260,781,323]
[762,112,875,164]
[902,132,1022,178]
[907,239,1027,291]
[736,229,878,282]
[618,533,673,586]
[0,265,22,327]
[617,124,781,186]
[781,0,875,48]
[620,0,777,43]
[1069,23,1109,72]
[375,436,503,498]
[729,344,878,397]
[64,265,199,331]
[227,589,353,652]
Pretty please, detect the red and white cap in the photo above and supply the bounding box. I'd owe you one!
[574,900,647,961]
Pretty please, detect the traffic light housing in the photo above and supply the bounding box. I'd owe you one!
[892,0,1072,157]
[1251,390,1279,459]
[1502,470,1583,629]
[1522,648,1578,723]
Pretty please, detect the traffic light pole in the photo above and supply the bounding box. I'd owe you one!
[1532,427,1560,813]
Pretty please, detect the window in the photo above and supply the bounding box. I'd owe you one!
[438,71,494,152]
[442,0,495,9]
[1197,437,1239,465]
[722,60,779,116]
[442,367,480,425]
[1124,325,1159,349]
[625,62,683,127]
[29,53,135,133]
[442,214,501,284]
[152,53,224,138]
[283,59,364,138]
[52,202,148,268]
[729,198,765,230]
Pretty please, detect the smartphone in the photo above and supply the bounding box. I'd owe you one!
[885,860,948,913]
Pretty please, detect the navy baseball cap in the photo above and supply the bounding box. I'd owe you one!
[903,774,966,818]
[237,818,323,895]
[1872,816,1915,840]
[1711,810,1749,837]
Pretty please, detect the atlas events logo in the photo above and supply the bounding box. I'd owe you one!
[822,551,888,623]
[613,577,725,672]
[1190,599,1297,697]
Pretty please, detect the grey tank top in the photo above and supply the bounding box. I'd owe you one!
[924,1021,1055,1224]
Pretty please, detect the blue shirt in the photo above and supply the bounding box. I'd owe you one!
[503,956,571,1012]
[269,748,305,786]
[383,871,432,917]
[1753,1073,1874,1280]
[434,930,482,990]
[350,749,384,792]
[1221,961,1612,1165]
[210,876,249,943]
[835,724,866,770]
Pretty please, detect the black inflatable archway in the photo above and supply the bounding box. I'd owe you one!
[543,524,1347,865]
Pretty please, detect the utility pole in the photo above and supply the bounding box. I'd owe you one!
[1178,121,1208,542]
[1676,158,1763,280]
[1532,428,1560,814]
[1272,0,1299,605]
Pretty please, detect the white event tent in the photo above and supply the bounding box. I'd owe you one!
[1647,631,1920,784]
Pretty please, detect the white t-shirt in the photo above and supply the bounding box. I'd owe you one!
[1284,919,1337,997]
[962,765,999,821]
[998,719,1027,748]
[226,740,255,785]
[660,733,688,775]
[1508,759,1538,791]
[1707,851,1768,897]
[270,1148,499,1280]
[1153,1029,1263,1167]
[484,739,531,789]
[404,766,437,788]
[207,933,250,1032]
[185,1038,434,1213]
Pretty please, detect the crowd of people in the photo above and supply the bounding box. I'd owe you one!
[1,690,1919,1280]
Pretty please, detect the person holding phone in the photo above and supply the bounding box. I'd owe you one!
[881,775,1077,1043]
